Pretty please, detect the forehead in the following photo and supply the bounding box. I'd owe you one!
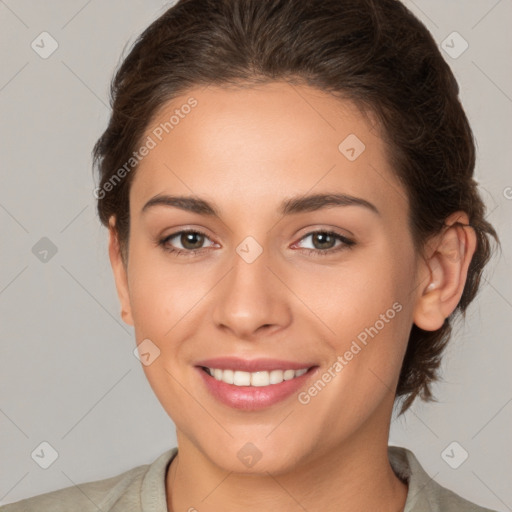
[130,81,407,219]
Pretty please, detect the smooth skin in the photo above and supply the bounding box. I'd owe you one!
[108,81,476,512]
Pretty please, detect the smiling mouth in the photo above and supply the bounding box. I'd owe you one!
[201,366,314,386]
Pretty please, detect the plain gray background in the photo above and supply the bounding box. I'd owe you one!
[0,0,511,509]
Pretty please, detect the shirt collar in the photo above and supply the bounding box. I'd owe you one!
[141,448,178,512]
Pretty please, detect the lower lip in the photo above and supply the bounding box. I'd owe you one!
[197,367,317,411]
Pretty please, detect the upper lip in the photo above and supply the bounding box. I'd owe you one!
[195,357,316,372]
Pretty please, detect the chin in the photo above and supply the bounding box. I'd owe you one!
[193,433,312,476]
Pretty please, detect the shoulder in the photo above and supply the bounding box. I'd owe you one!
[1,448,177,512]
[388,445,498,512]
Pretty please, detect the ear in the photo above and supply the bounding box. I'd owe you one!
[108,216,134,326]
[413,212,477,331]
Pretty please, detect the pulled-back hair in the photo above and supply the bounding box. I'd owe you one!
[92,0,499,414]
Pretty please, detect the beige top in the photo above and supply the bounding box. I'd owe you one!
[1,446,497,511]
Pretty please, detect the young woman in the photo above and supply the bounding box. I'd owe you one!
[4,0,500,511]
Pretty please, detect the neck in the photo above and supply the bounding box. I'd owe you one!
[166,408,407,512]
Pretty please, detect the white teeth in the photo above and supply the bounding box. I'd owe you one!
[206,367,310,386]
[250,371,269,387]
[233,371,251,386]
[283,369,295,380]
[269,369,284,384]
[222,369,234,384]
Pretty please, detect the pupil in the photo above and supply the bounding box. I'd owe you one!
[182,232,204,250]
[314,233,334,249]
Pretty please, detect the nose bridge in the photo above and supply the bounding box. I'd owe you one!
[212,238,291,338]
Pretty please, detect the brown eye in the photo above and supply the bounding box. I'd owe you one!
[159,229,216,256]
[295,230,356,256]
[179,232,205,250]
[311,232,337,250]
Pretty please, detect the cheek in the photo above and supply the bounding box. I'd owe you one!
[126,252,202,420]
[308,239,415,380]
[311,245,412,332]
[126,242,208,338]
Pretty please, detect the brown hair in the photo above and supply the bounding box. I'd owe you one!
[92,0,499,414]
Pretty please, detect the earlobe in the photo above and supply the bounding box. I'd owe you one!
[413,212,477,332]
[108,217,134,326]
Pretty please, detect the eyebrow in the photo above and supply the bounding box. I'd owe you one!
[141,192,380,217]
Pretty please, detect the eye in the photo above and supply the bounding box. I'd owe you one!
[294,230,355,256]
[158,228,355,257]
[158,229,216,256]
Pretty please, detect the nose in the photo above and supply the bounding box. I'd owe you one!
[211,247,292,341]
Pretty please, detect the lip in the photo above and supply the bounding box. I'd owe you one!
[195,358,318,411]
[195,357,316,372]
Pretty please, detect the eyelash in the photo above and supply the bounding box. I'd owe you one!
[158,229,356,257]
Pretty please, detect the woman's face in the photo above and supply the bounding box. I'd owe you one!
[112,81,425,473]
